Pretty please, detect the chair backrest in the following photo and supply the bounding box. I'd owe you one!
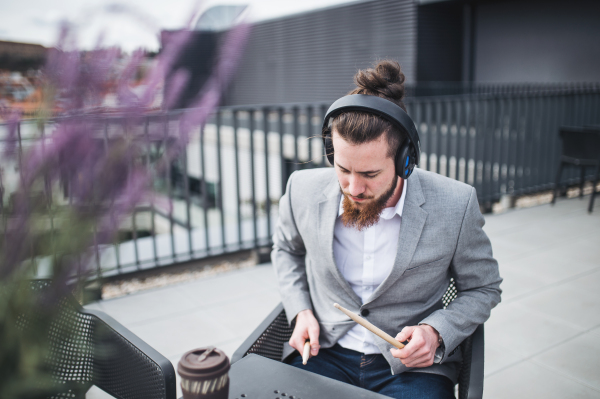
[17,281,95,398]
[559,127,600,161]
[86,308,176,399]
[19,280,175,399]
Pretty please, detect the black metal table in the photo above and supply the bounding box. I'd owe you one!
[228,354,389,399]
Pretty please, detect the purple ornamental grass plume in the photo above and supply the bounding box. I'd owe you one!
[0,19,250,288]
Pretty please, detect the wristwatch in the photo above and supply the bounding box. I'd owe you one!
[434,334,445,364]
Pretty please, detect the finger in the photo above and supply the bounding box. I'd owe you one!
[308,325,320,356]
[289,336,301,353]
[390,346,433,367]
[401,347,435,367]
[396,340,421,359]
[289,330,308,353]
[395,326,416,343]
[404,355,435,368]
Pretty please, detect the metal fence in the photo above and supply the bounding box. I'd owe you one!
[1,83,599,279]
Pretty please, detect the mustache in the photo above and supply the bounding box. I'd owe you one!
[341,191,374,200]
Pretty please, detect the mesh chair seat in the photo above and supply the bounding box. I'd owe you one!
[232,278,485,399]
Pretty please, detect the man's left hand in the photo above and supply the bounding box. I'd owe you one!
[390,325,440,368]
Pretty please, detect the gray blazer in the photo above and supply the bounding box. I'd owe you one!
[272,167,502,383]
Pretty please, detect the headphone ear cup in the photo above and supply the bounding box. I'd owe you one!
[323,131,335,166]
[396,143,412,179]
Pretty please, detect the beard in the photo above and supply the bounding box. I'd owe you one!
[340,176,398,231]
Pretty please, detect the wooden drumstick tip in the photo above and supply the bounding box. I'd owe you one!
[302,341,311,365]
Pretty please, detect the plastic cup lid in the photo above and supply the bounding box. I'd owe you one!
[177,347,230,380]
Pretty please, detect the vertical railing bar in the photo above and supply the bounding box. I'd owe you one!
[145,116,159,265]
[181,117,193,259]
[474,98,484,198]
[249,110,258,247]
[200,123,210,254]
[463,98,471,185]
[524,96,533,194]
[279,108,286,193]
[263,107,272,244]
[413,100,423,171]
[504,97,514,197]
[321,104,329,166]
[105,119,121,273]
[91,124,101,277]
[452,99,460,181]
[131,208,140,268]
[531,95,541,192]
[446,99,452,178]
[481,98,490,203]
[17,121,36,271]
[425,100,432,172]
[434,100,442,175]
[127,119,141,269]
[165,114,176,262]
[489,97,497,200]
[547,94,559,191]
[306,106,313,168]
[454,98,466,181]
[517,97,527,194]
[233,110,242,248]
[216,110,226,251]
[39,120,55,277]
[540,94,551,190]
[494,96,503,200]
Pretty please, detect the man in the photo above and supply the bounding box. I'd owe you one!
[272,61,502,398]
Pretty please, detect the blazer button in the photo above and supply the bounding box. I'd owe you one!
[360,309,370,317]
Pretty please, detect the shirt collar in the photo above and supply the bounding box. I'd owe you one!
[337,178,407,219]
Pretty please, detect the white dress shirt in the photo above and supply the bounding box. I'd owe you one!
[333,180,407,354]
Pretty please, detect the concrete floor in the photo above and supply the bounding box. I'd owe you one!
[86,195,600,398]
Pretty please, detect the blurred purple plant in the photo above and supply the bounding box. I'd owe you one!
[0,13,249,398]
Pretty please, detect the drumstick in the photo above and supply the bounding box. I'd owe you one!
[333,303,405,349]
[302,341,311,365]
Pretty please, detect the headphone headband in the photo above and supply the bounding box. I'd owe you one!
[322,94,420,165]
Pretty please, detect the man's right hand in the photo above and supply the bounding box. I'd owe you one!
[289,309,320,357]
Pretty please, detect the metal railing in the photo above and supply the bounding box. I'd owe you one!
[1,83,599,279]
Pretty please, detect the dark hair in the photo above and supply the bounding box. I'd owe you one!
[330,60,407,158]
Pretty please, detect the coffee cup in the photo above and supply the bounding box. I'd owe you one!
[177,347,230,399]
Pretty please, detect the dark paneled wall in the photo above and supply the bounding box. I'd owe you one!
[475,0,600,83]
[416,2,464,82]
[225,0,417,106]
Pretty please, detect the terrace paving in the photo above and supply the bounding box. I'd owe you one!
[86,195,600,398]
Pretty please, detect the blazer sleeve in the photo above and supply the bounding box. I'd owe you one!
[271,172,313,324]
[419,187,502,362]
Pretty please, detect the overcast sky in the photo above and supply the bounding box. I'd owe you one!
[0,0,360,51]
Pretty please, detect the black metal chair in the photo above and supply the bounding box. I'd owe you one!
[21,281,176,399]
[232,279,485,399]
[551,126,600,213]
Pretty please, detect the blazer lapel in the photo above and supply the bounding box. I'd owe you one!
[317,177,362,306]
[367,171,428,304]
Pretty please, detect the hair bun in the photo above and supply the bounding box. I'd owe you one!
[351,60,406,107]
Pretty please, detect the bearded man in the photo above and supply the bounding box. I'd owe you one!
[271,60,502,399]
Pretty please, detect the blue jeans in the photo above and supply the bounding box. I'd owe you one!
[289,344,455,399]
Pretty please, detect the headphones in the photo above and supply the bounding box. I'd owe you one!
[321,94,421,179]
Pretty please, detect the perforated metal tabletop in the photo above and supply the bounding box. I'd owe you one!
[227,354,388,399]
